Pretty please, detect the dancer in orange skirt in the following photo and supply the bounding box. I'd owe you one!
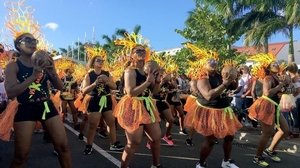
[248,54,290,167]
[184,43,242,168]
[113,44,161,168]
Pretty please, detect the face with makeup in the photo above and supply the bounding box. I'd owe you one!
[131,46,146,64]
[93,56,104,69]
[205,58,218,73]
[16,34,38,55]
[269,61,280,73]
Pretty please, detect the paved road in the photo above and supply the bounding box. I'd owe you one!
[1,121,299,168]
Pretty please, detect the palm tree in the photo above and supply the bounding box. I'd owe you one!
[239,0,298,62]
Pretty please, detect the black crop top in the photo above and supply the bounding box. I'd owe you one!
[16,59,50,104]
[88,70,111,96]
[197,73,230,108]
[134,69,150,97]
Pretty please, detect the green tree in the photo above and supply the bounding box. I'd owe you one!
[175,5,242,62]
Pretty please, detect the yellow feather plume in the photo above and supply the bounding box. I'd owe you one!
[184,43,218,60]
[84,45,107,60]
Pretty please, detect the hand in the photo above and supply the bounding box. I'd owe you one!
[99,74,109,83]
[44,56,56,73]
[154,70,161,83]
[222,78,234,87]
[94,76,102,85]
[146,70,155,84]
[32,61,46,79]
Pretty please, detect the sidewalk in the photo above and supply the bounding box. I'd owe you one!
[234,126,300,156]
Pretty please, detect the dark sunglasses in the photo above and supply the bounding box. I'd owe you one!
[19,37,39,44]
[95,59,104,63]
[207,59,218,66]
[135,49,146,54]
[271,62,279,67]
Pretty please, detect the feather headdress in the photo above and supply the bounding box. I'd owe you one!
[5,0,52,50]
[185,43,219,79]
[114,32,150,61]
[248,53,276,79]
[84,45,107,60]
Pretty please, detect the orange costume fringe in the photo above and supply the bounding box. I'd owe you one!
[113,95,160,132]
[248,96,277,126]
[0,100,19,141]
[184,95,197,113]
[50,91,61,114]
[184,100,242,138]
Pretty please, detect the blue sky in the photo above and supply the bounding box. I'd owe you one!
[0,0,300,51]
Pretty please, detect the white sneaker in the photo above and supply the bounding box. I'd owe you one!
[196,162,207,168]
[221,159,239,168]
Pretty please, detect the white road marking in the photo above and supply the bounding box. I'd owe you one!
[64,124,121,167]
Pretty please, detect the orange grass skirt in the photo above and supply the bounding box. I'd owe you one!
[248,98,276,126]
[184,95,197,113]
[0,100,19,141]
[113,95,161,132]
[184,100,242,138]
[50,92,61,114]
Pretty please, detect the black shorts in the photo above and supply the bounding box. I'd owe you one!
[156,100,169,113]
[14,100,58,122]
[88,95,113,113]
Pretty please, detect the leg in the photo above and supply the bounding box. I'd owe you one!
[45,116,72,168]
[223,135,234,161]
[121,126,144,168]
[144,123,162,167]
[61,101,68,122]
[268,113,289,151]
[86,112,101,145]
[79,113,88,135]
[199,135,216,164]
[67,101,78,126]
[175,105,185,131]
[10,121,35,168]
[102,110,117,144]
[161,108,174,137]
[256,122,273,157]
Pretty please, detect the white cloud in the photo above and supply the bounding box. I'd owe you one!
[44,22,59,31]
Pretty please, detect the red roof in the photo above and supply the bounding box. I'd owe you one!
[234,42,289,56]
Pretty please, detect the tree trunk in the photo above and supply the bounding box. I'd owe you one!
[263,36,268,53]
[288,26,295,64]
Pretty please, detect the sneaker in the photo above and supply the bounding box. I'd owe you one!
[253,156,269,167]
[179,129,188,135]
[78,133,84,140]
[263,148,281,162]
[110,141,124,151]
[195,161,207,168]
[53,150,59,156]
[83,145,93,155]
[221,159,239,168]
[150,164,162,168]
[162,135,174,146]
[97,130,108,139]
[185,138,194,146]
[146,141,151,150]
